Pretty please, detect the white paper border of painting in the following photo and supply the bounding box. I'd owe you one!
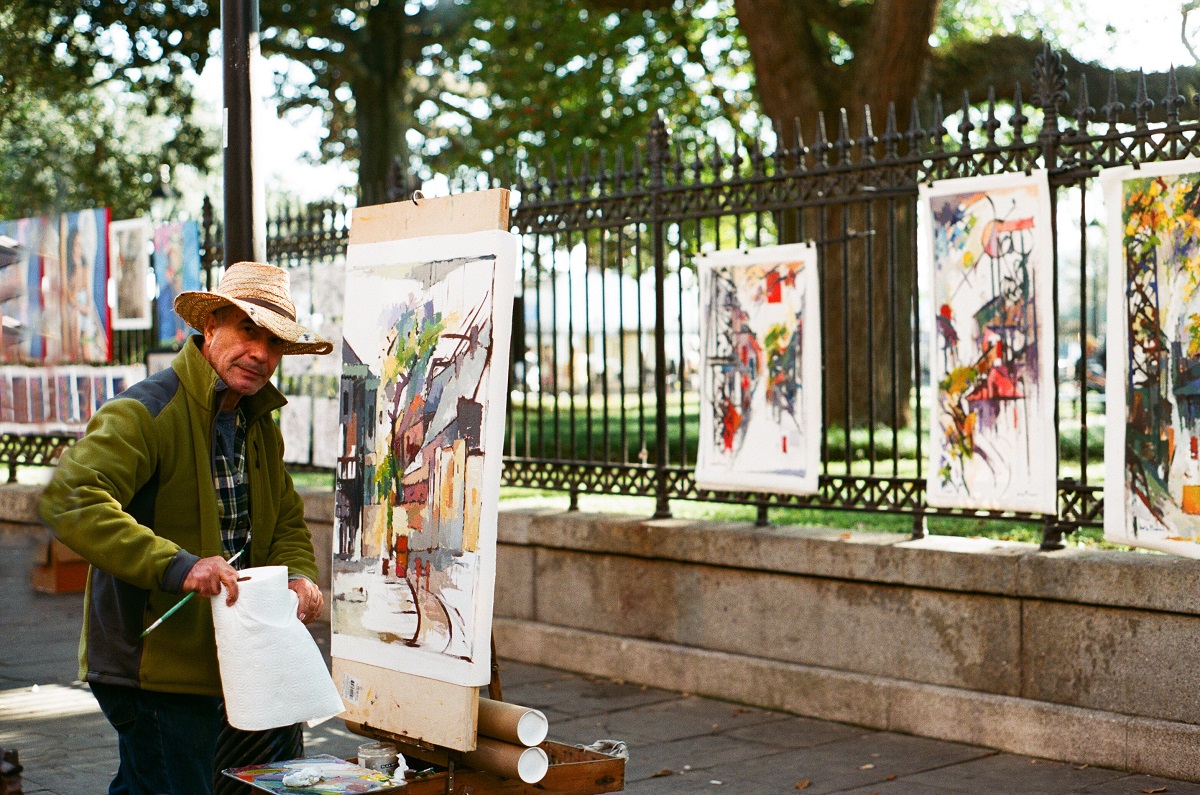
[331,229,518,686]
[109,218,153,330]
[693,243,822,495]
[918,170,1058,513]
[1100,157,1200,556]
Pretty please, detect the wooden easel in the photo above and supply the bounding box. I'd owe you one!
[332,190,624,793]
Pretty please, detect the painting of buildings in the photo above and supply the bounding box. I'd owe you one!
[331,230,517,687]
[920,171,1057,513]
[1103,159,1200,555]
[694,243,822,495]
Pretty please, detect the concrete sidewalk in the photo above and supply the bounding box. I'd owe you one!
[3,527,1198,795]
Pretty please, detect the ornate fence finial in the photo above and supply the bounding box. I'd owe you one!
[1073,74,1094,135]
[984,86,1001,145]
[858,105,877,163]
[647,111,670,187]
[1134,69,1154,128]
[815,110,831,168]
[958,90,975,148]
[1103,71,1125,127]
[1031,42,1069,135]
[835,107,853,165]
[1164,66,1186,125]
[906,98,926,155]
[882,101,902,160]
[1010,82,1029,140]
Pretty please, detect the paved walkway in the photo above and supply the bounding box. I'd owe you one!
[3,527,1199,795]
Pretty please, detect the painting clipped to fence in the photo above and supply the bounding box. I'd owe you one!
[694,243,822,495]
[331,229,517,687]
[1102,158,1200,557]
[110,218,153,330]
[919,171,1057,514]
[154,220,201,347]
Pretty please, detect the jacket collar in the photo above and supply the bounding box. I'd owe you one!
[173,335,287,423]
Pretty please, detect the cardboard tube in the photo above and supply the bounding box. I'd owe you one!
[477,698,549,747]
[463,736,549,784]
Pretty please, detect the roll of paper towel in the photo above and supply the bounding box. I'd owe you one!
[211,565,344,731]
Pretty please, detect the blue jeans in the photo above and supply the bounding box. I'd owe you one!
[90,681,223,795]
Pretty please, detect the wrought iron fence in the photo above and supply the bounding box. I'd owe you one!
[11,45,1197,548]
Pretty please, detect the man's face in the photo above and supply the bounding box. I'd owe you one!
[202,307,285,402]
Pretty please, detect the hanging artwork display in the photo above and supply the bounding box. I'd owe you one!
[1101,158,1200,556]
[110,217,153,330]
[918,170,1057,514]
[60,208,111,362]
[0,364,145,434]
[331,229,517,687]
[154,220,201,347]
[694,243,822,495]
[0,217,43,362]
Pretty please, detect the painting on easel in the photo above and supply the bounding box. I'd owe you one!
[331,229,517,687]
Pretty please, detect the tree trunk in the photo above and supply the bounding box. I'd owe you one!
[354,0,409,206]
[736,0,941,431]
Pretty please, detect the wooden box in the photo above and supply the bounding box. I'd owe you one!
[30,539,88,594]
[383,741,623,795]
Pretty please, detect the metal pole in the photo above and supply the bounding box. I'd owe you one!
[222,0,262,265]
[648,113,672,519]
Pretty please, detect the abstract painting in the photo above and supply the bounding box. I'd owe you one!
[694,243,822,495]
[1102,158,1200,556]
[154,220,201,347]
[331,229,517,687]
[60,208,111,362]
[110,217,153,330]
[919,171,1057,513]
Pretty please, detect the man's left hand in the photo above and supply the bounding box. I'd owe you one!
[289,577,323,624]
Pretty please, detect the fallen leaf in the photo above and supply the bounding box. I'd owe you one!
[1073,764,1089,770]
[711,723,721,729]
[886,775,897,780]
[1140,788,1167,794]
[841,532,852,540]
[795,780,811,790]
[651,769,674,778]
[859,763,875,770]
[870,753,880,758]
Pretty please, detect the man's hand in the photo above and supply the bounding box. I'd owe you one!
[182,556,240,605]
[289,577,323,624]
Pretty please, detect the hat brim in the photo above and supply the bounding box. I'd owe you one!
[174,291,334,356]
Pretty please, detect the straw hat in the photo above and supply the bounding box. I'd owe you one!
[174,262,333,355]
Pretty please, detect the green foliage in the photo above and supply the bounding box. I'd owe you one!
[0,2,216,219]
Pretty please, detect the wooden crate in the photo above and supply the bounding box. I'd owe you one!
[30,539,88,594]
[346,722,624,795]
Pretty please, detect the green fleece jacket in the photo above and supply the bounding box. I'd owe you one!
[39,337,319,696]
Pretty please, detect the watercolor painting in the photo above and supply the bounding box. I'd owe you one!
[110,217,153,330]
[919,171,1057,514]
[1101,159,1200,556]
[154,220,201,347]
[223,754,395,794]
[0,364,145,434]
[331,230,517,687]
[694,243,822,495]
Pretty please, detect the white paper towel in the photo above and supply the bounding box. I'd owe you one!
[211,565,344,731]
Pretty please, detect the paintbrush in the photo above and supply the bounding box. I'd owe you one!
[140,543,249,638]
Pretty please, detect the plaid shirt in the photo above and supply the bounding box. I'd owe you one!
[212,403,250,569]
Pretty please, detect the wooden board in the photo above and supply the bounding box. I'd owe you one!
[333,188,510,752]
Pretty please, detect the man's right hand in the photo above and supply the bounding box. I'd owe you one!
[182,556,240,605]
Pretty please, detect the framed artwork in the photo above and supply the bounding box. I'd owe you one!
[110,217,153,330]
[154,220,201,347]
[1102,158,1200,555]
[919,170,1057,514]
[694,243,822,495]
[331,229,518,687]
[60,208,111,363]
[0,221,33,362]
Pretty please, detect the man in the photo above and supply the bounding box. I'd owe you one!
[40,262,333,795]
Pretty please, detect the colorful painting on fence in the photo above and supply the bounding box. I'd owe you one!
[694,243,822,495]
[1101,158,1200,556]
[154,220,201,347]
[331,230,517,687]
[59,208,111,362]
[919,170,1057,513]
[110,218,153,330]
